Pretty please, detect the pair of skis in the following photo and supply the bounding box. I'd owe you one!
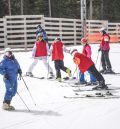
[63,83,120,99]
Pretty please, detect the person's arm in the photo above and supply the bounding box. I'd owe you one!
[85,46,92,58]
[63,45,70,53]
[0,60,6,75]
[46,43,51,56]
[32,44,36,58]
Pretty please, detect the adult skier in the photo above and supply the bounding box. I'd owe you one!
[0,48,22,110]
[99,27,113,74]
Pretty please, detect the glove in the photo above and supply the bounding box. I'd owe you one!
[4,74,9,80]
[98,48,101,51]
[18,69,22,75]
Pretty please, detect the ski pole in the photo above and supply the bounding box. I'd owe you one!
[47,55,50,79]
[71,65,77,78]
[95,51,100,65]
[17,92,30,112]
[21,76,37,106]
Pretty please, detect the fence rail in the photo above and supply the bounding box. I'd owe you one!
[0,15,120,51]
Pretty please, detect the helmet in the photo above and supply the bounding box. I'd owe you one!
[100,27,107,33]
[70,49,78,56]
[37,33,43,38]
[80,37,87,44]
[55,37,61,41]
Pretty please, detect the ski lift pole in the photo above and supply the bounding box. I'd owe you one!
[21,76,37,106]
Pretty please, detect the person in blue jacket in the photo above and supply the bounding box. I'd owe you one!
[36,25,48,43]
[0,48,22,111]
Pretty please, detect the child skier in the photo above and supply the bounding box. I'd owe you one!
[50,37,71,82]
[70,49,108,90]
[0,48,22,110]
[26,33,54,78]
[79,37,97,85]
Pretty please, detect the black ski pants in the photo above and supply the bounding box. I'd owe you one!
[88,64,105,84]
[54,60,68,78]
[101,50,112,70]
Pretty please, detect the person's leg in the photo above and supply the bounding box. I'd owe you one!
[54,60,61,81]
[60,60,71,77]
[100,51,106,72]
[26,59,38,76]
[88,65,107,89]
[79,71,86,84]
[88,70,97,83]
[3,80,15,110]
[104,50,112,72]
[42,57,54,76]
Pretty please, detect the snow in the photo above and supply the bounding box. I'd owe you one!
[0,44,120,129]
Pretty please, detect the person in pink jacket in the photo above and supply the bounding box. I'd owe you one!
[78,38,97,85]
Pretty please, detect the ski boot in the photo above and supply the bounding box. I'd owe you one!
[92,81,108,90]
[66,69,72,77]
[26,72,33,77]
[2,103,15,111]
[48,72,55,79]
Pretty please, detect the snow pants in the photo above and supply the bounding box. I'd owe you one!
[3,79,17,103]
[27,56,53,74]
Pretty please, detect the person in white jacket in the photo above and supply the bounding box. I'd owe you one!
[26,33,54,78]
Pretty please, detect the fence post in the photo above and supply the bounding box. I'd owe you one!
[74,19,77,45]
[59,18,62,40]
[3,16,7,49]
[23,16,27,51]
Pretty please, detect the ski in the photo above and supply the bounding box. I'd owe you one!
[73,86,120,92]
[102,72,120,75]
[64,91,120,99]
[23,75,45,79]
[64,94,120,99]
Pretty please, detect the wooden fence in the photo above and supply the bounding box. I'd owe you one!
[0,15,120,51]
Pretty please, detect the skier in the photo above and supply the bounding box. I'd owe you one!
[79,37,97,85]
[36,24,48,43]
[70,49,108,90]
[0,48,22,110]
[26,33,54,78]
[50,37,71,82]
[99,27,113,74]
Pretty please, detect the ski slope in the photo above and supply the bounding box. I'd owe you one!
[0,44,120,129]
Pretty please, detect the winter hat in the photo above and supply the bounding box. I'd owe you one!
[4,48,12,56]
[80,37,88,44]
[36,24,42,29]
[4,48,12,53]
[70,49,78,56]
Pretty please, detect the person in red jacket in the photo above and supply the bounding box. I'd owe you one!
[99,27,113,74]
[26,33,54,78]
[50,37,71,82]
[71,49,107,90]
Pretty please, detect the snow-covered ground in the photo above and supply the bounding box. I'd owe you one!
[0,44,120,129]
